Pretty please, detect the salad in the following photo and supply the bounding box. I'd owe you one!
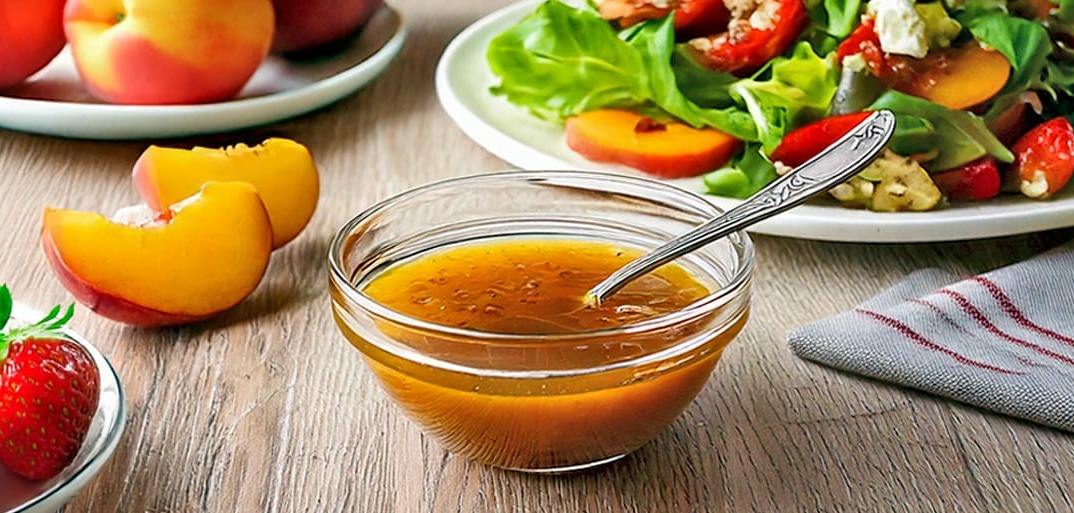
[485,0,1074,211]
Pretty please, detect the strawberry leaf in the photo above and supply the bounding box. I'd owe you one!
[0,286,75,362]
[0,285,11,332]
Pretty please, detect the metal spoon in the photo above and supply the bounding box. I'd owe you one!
[586,109,897,304]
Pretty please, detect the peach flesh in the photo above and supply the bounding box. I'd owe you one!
[41,183,273,327]
[132,138,320,249]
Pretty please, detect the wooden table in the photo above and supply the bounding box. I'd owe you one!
[3,1,1073,511]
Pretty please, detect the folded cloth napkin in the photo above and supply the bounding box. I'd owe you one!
[787,242,1074,433]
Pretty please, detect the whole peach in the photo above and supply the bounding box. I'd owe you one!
[0,0,66,89]
[271,0,383,53]
[63,0,275,105]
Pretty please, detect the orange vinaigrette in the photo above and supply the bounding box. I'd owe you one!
[337,238,748,471]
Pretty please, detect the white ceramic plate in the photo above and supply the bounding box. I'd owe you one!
[0,303,125,513]
[0,5,407,140]
[435,0,1074,242]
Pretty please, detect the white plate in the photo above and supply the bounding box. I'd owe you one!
[0,303,125,513]
[0,5,407,140]
[435,0,1074,242]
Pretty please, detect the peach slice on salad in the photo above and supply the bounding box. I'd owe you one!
[41,182,273,327]
[886,43,1011,111]
[565,109,741,178]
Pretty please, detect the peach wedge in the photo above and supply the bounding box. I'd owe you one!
[565,109,741,179]
[133,138,319,249]
[42,182,273,327]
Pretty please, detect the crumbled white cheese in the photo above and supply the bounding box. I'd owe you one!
[842,53,868,72]
[867,0,929,58]
[689,36,717,53]
[747,0,780,31]
[865,0,962,58]
[723,0,761,21]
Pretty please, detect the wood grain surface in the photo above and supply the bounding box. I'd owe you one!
[2,1,1073,511]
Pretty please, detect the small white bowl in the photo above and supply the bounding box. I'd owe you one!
[0,302,126,513]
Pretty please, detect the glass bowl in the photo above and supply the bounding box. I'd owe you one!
[1,302,126,513]
[329,170,753,473]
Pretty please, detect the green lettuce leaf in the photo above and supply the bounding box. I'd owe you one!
[965,14,1052,96]
[670,46,738,108]
[622,16,757,138]
[802,0,863,54]
[729,42,839,152]
[868,90,1014,171]
[703,144,778,198]
[486,0,756,140]
[948,0,1008,21]
[1057,0,1074,25]
[487,1,650,121]
[819,0,864,39]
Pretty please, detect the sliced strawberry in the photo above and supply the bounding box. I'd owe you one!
[836,18,889,78]
[1012,116,1074,199]
[768,111,873,168]
[0,285,99,481]
[685,0,809,76]
[932,157,1002,202]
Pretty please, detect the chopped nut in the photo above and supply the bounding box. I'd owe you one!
[829,177,875,209]
[869,151,942,212]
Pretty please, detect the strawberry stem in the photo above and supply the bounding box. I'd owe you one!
[0,284,75,362]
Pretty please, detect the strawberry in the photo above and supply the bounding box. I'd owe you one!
[0,285,99,481]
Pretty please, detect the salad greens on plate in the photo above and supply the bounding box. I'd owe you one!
[485,0,1074,211]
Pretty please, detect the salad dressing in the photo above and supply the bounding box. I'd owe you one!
[340,238,745,470]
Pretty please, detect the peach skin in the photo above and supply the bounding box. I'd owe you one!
[63,0,275,105]
[132,138,319,249]
[271,0,383,53]
[0,0,67,89]
[41,182,274,327]
[565,109,741,178]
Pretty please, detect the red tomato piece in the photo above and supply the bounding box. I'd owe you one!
[835,18,889,78]
[1012,116,1074,199]
[768,111,873,168]
[685,0,809,76]
[673,0,731,40]
[931,157,1001,201]
[597,0,730,39]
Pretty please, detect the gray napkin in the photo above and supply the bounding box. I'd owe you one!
[787,242,1074,433]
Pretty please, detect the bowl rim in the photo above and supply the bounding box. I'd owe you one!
[328,169,755,378]
[4,302,126,513]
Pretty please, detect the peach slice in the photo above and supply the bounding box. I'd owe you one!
[887,43,1011,111]
[132,138,319,249]
[41,182,273,327]
[565,109,741,178]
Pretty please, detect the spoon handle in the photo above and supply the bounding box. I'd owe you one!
[588,109,897,303]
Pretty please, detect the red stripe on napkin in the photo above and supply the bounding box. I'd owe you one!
[936,289,1074,366]
[971,276,1074,347]
[855,308,1023,375]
